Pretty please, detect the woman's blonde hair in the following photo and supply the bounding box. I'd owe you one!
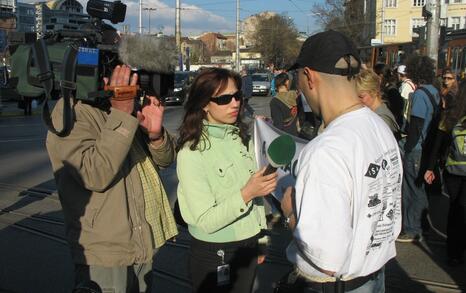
[355,69,382,99]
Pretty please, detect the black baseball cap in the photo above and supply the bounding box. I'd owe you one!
[289,30,361,76]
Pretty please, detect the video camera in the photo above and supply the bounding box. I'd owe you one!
[8,0,176,136]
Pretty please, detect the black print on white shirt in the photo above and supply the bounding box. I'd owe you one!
[381,159,388,170]
[365,163,380,178]
[368,194,381,207]
[386,209,394,221]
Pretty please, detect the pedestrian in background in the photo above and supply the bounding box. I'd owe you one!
[382,66,405,128]
[424,80,466,267]
[397,65,416,127]
[46,65,178,292]
[240,67,255,118]
[176,68,277,293]
[355,69,401,138]
[440,68,458,109]
[397,55,441,243]
[270,68,281,97]
[270,72,299,137]
[19,96,33,116]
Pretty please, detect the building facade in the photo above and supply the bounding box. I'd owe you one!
[35,0,89,37]
[197,32,229,62]
[372,0,466,44]
[180,37,206,64]
[0,0,16,31]
[16,2,35,33]
[0,0,15,55]
[241,11,277,48]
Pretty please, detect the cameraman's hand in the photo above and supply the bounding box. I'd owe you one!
[137,96,164,140]
[106,65,138,115]
[241,167,277,203]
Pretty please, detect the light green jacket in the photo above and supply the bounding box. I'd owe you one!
[177,122,266,243]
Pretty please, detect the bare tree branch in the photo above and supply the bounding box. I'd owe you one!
[311,0,370,46]
[252,14,302,69]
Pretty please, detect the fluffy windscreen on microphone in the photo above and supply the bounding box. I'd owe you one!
[118,35,177,74]
[267,135,296,168]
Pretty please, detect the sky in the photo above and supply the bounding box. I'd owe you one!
[21,0,324,37]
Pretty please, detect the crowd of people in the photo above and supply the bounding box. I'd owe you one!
[45,29,465,293]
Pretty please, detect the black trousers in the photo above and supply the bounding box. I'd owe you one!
[189,234,259,293]
[23,96,32,115]
[443,171,466,259]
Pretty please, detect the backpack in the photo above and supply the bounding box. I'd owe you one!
[418,87,441,148]
[9,41,70,98]
[418,87,441,176]
[445,116,466,176]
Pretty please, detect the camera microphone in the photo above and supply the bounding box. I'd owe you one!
[263,135,296,176]
[118,35,177,74]
[118,35,178,98]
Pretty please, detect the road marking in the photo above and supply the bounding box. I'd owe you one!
[0,137,45,143]
[0,124,44,128]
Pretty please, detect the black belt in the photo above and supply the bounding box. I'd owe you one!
[296,269,382,293]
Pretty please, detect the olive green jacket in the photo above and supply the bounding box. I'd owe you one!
[46,99,175,266]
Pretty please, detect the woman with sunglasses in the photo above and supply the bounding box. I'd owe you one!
[176,68,278,293]
[441,68,458,109]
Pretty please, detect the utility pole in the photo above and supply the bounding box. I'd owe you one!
[426,0,440,68]
[176,0,182,71]
[176,0,181,51]
[380,0,384,44]
[144,8,157,35]
[139,0,143,34]
[236,0,240,72]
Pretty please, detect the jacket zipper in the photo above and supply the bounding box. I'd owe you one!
[128,171,147,263]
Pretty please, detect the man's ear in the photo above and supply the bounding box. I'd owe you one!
[303,67,316,90]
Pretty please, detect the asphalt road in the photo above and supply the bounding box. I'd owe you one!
[0,97,464,293]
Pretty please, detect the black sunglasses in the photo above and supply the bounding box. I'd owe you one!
[210,91,243,105]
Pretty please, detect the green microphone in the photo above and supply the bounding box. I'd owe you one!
[264,135,296,175]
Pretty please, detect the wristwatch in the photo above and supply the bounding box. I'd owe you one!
[284,212,293,228]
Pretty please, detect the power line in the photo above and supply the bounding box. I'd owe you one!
[288,0,307,15]
[189,0,258,6]
[288,0,311,34]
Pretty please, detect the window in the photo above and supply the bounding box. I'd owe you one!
[452,0,462,3]
[412,18,426,37]
[412,18,426,29]
[440,18,447,26]
[451,17,460,30]
[384,19,397,36]
[413,0,426,6]
[385,0,397,7]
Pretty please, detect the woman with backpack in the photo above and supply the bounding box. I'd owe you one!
[424,80,466,267]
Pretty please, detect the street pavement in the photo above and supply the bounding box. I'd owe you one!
[0,97,465,293]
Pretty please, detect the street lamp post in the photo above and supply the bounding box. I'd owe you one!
[143,7,157,35]
[139,0,143,34]
[236,0,240,71]
[307,12,321,36]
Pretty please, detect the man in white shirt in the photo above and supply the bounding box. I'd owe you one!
[397,65,416,124]
[279,30,403,293]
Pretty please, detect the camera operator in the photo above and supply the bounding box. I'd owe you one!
[46,64,178,293]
